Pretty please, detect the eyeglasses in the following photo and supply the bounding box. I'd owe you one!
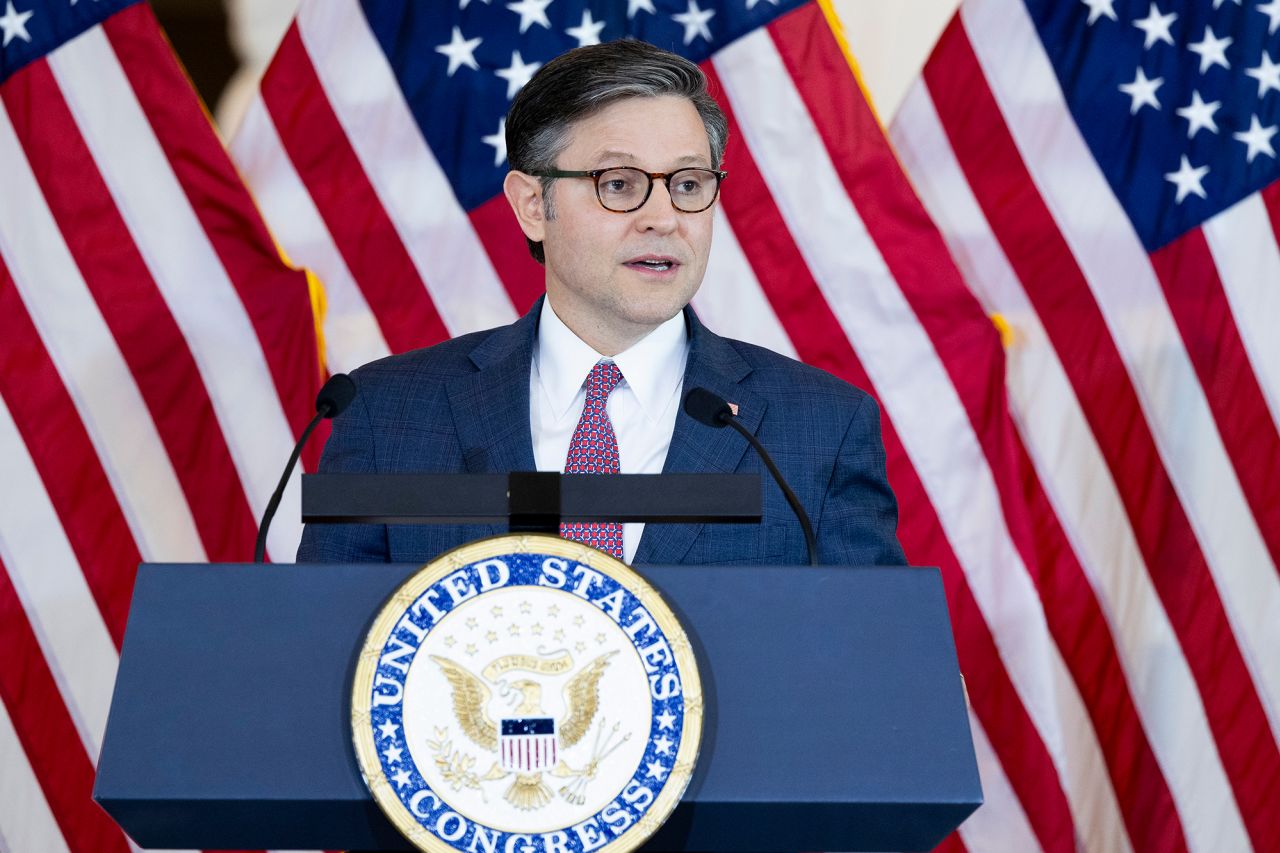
[527,166,727,213]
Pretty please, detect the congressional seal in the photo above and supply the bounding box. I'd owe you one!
[351,534,703,853]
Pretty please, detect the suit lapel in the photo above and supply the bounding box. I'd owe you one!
[446,304,539,474]
[633,310,765,565]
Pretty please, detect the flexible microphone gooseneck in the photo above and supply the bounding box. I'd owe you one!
[254,373,357,563]
[683,387,819,565]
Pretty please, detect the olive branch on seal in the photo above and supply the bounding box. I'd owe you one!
[425,727,502,798]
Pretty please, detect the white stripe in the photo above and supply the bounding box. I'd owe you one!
[1202,194,1280,427]
[0,699,70,853]
[50,30,304,561]
[297,0,518,336]
[693,208,798,359]
[889,78,1250,853]
[958,710,1043,853]
[963,0,1280,744]
[714,31,1131,849]
[0,393,119,761]
[231,94,392,375]
[0,103,205,564]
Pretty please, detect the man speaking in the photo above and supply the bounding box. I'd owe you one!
[298,39,905,568]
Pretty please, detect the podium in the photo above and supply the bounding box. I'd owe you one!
[94,560,981,851]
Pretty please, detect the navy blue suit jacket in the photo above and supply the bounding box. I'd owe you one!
[297,302,906,567]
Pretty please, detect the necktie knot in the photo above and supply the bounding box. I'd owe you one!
[586,360,623,398]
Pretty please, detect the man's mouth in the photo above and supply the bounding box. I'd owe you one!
[625,255,679,273]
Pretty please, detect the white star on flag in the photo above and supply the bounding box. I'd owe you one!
[483,118,507,166]
[565,8,605,47]
[672,0,715,45]
[435,27,482,77]
[1259,0,1280,36]
[1212,0,1241,8]
[495,50,540,99]
[746,0,780,9]
[1119,67,1162,114]
[1187,26,1232,74]
[1133,3,1176,49]
[627,0,656,18]
[0,0,33,47]
[1233,115,1277,163]
[1175,91,1220,138]
[1245,51,1280,98]
[1080,0,1117,26]
[1164,155,1209,203]
[506,0,552,34]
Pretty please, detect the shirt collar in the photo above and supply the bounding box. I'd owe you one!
[535,300,689,423]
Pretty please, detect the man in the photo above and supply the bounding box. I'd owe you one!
[298,39,905,567]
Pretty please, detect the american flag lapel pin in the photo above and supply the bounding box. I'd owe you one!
[728,402,739,416]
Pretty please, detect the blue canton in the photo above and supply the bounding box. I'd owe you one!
[0,0,139,86]
[358,0,806,212]
[1026,0,1280,250]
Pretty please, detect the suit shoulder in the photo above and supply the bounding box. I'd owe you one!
[348,327,495,388]
[725,337,875,409]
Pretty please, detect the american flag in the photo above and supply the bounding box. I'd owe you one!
[890,0,1280,850]
[0,0,321,850]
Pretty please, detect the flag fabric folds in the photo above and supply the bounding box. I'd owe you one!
[890,0,1280,850]
[0,1,321,850]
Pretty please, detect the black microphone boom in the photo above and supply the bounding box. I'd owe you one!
[254,373,357,563]
[682,387,819,565]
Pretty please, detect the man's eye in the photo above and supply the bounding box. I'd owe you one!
[600,177,636,194]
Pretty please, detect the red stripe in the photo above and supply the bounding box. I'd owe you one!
[259,24,449,356]
[932,831,968,853]
[103,5,321,455]
[470,194,545,315]
[704,64,1076,852]
[925,17,1280,849]
[0,559,131,853]
[2,60,257,565]
[765,13,1188,846]
[1152,228,1280,574]
[0,241,138,647]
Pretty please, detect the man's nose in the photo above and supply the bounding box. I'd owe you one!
[632,180,680,232]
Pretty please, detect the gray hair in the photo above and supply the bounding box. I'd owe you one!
[505,39,729,264]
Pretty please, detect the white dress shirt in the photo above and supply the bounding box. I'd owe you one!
[530,301,690,562]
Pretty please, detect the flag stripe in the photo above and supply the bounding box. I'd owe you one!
[0,560,130,853]
[0,96,206,565]
[230,95,392,375]
[1264,181,1280,246]
[104,5,321,451]
[0,694,70,853]
[260,24,451,355]
[50,26,305,562]
[295,0,518,337]
[2,59,259,566]
[713,30,1134,848]
[469,195,546,316]
[891,75,1248,853]
[960,0,1280,749]
[960,711,1043,853]
[692,208,798,359]
[1153,224,1280,573]
[0,244,139,649]
[926,13,1278,848]
[704,61,1075,849]
[0,388,119,762]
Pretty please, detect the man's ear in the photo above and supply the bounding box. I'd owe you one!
[503,171,546,243]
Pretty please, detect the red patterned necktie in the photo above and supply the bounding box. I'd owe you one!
[560,360,624,558]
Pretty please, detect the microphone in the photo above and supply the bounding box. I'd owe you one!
[683,387,819,565]
[254,373,357,563]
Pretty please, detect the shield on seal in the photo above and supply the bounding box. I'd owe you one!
[500,717,557,771]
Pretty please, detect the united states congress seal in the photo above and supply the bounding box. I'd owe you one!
[352,534,703,853]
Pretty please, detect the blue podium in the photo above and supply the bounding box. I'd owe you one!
[94,561,981,850]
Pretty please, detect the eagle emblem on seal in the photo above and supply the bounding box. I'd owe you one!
[430,651,620,810]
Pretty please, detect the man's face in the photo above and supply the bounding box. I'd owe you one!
[527,95,717,354]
